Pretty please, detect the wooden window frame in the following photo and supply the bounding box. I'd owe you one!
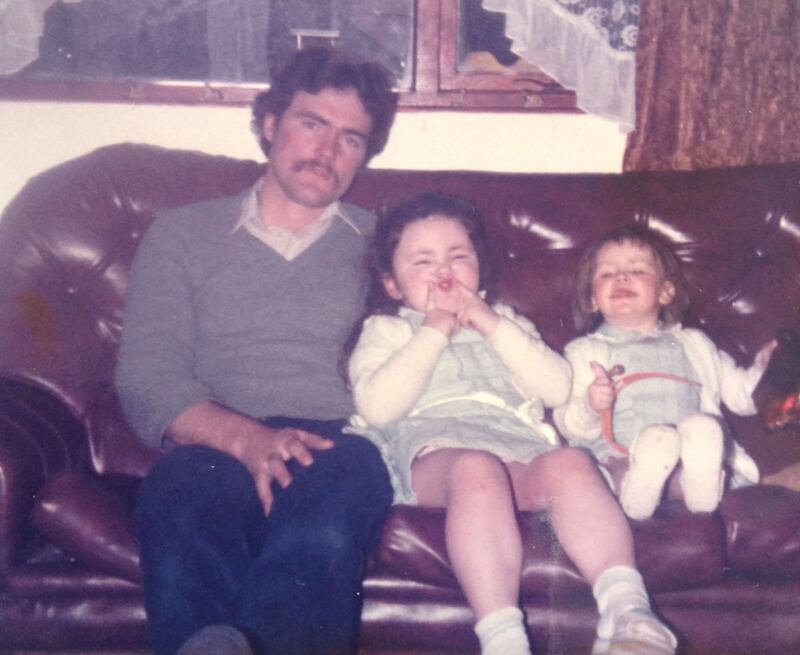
[0,0,577,111]
[410,0,576,109]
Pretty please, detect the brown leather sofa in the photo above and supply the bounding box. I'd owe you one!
[1,143,800,655]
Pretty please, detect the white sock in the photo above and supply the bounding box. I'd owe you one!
[592,565,651,640]
[474,606,532,655]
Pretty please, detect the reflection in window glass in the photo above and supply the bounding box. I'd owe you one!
[459,0,518,71]
[7,0,414,89]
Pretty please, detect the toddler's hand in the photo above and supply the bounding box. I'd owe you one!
[754,339,778,369]
[423,281,459,337]
[587,361,618,414]
[457,285,499,336]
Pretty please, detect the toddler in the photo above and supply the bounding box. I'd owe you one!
[555,224,775,520]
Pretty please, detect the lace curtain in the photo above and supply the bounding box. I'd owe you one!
[482,0,638,132]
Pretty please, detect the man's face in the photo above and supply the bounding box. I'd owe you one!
[261,87,373,209]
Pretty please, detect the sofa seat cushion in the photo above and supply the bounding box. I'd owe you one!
[361,575,477,653]
[0,589,147,651]
[360,574,589,654]
[4,561,141,597]
[653,580,800,655]
[632,500,727,591]
[361,569,598,654]
[721,484,800,580]
[372,502,726,596]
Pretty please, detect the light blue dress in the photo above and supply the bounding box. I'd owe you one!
[354,309,558,504]
[593,322,702,461]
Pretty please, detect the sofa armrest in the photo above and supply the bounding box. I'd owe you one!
[0,379,87,573]
[32,470,142,583]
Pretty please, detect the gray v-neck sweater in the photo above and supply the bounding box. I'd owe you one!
[115,190,374,449]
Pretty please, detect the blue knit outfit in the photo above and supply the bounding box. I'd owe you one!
[357,308,558,504]
[592,322,701,461]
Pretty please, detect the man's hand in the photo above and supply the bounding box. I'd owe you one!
[166,401,334,515]
[231,426,334,515]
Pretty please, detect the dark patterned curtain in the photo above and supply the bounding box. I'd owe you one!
[624,0,800,171]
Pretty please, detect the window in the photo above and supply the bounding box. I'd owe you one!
[0,0,576,110]
[418,0,576,109]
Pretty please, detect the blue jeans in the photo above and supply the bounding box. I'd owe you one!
[135,418,392,655]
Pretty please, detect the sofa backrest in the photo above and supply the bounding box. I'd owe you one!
[0,144,262,476]
[1,143,799,477]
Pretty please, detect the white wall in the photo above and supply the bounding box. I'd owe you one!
[0,100,626,213]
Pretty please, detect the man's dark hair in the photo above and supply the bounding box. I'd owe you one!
[251,47,398,163]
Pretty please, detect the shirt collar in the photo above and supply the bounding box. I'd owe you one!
[596,321,673,342]
[232,177,361,235]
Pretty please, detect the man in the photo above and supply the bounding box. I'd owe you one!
[115,47,398,655]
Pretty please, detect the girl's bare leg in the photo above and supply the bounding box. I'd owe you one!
[508,447,635,582]
[509,447,676,654]
[412,448,522,618]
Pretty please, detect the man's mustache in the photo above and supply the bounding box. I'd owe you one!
[293,160,338,184]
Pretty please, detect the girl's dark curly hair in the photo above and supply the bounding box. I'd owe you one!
[340,192,498,383]
[366,192,497,316]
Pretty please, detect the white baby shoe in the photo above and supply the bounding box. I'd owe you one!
[620,426,681,520]
[679,413,725,513]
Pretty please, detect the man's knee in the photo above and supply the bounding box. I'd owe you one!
[325,435,392,501]
[266,435,391,548]
[136,445,261,538]
[141,444,244,485]
[308,512,363,570]
[334,434,387,471]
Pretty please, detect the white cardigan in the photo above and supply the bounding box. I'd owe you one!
[554,324,764,485]
[349,303,571,433]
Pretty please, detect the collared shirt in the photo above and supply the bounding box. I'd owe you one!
[232,178,362,260]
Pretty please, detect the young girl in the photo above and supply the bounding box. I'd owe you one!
[554,225,775,521]
[347,194,677,655]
